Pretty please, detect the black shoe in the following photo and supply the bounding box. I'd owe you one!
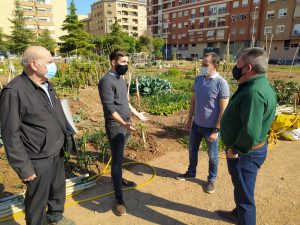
[122,178,136,187]
[175,172,196,181]
[215,209,238,224]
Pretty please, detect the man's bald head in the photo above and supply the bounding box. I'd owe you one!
[21,46,52,68]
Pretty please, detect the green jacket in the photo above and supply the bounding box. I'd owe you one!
[220,74,277,154]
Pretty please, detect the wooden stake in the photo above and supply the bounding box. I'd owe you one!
[135,77,141,108]
[289,42,300,77]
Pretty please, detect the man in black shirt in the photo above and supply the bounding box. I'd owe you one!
[0,46,75,225]
[98,49,147,216]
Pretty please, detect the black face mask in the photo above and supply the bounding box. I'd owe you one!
[116,64,128,76]
[232,65,247,81]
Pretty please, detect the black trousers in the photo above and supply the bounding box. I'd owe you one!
[24,152,66,225]
[105,119,131,202]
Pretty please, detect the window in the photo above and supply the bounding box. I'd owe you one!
[231,14,238,22]
[107,3,111,7]
[172,12,176,18]
[172,34,176,39]
[197,31,203,39]
[178,11,182,17]
[178,0,182,6]
[264,26,272,34]
[192,44,196,47]
[184,21,188,28]
[185,0,189,4]
[178,23,182,28]
[184,10,188,16]
[207,30,215,37]
[233,1,239,8]
[209,5,217,15]
[239,13,247,20]
[208,17,216,27]
[293,24,300,36]
[239,27,246,34]
[191,20,195,29]
[242,0,248,7]
[253,0,260,5]
[216,30,225,39]
[231,27,237,35]
[278,8,287,18]
[276,25,285,33]
[199,18,204,28]
[268,0,276,3]
[107,10,112,14]
[200,7,205,16]
[172,23,176,28]
[266,11,274,19]
[191,9,196,18]
[189,32,194,41]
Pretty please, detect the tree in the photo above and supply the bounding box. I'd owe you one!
[152,37,164,59]
[138,31,153,53]
[36,29,56,53]
[60,0,95,55]
[0,27,7,52]
[9,0,34,54]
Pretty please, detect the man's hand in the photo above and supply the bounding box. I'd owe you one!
[184,120,193,131]
[23,173,37,183]
[226,149,239,159]
[137,112,148,122]
[123,122,136,131]
[208,132,218,142]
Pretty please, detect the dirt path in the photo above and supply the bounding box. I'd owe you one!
[4,140,299,225]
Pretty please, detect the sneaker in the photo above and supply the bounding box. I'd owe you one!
[205,181,216,194]
[122,178,136,187]
[115,202,126,216]
[175,172,196,181]
[215,209,238,224]
[47,217,76,225]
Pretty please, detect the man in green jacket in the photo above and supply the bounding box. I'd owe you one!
[216,47,276,225]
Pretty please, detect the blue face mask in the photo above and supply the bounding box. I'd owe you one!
[200,66,210,77]
[45,62,57,80]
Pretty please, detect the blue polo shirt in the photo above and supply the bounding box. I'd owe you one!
[193,72,230,128]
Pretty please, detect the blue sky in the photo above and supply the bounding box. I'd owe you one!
[66,0,97,15]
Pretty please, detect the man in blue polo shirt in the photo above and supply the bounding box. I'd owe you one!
[176,52,229,194]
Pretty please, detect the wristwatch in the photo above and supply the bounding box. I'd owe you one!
[213,128,220,133]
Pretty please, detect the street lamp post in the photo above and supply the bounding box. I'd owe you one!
[165,20,169,60]
[251,6,259,47]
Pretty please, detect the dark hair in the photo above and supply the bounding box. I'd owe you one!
[204,52,220,66]
[109,49,129,62]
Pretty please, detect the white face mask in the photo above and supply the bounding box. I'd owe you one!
[200,66,210,77]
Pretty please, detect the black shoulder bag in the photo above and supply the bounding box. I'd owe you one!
[21,75,77,154]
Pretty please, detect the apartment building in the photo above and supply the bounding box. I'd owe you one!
[0,0,67,43]
[147,0,263,59]
[261,0,300,64]
[83,0,147,37]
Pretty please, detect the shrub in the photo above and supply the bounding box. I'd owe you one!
[130,75,172,96]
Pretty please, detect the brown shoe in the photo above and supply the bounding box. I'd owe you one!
[115,202,126,216]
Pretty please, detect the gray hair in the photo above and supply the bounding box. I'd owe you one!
[241,47,268,73]
[21,46,48,68]
[21,52,36,68]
